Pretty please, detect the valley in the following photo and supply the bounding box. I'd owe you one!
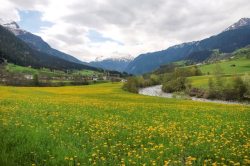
[0,83,249,165]
[0,4,250,166]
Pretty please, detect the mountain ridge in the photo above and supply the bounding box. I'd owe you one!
[125,18,250,75]
[0,24,99,71]
[225,18,250,31]
[1,21,85,65]
[90,56,133,72]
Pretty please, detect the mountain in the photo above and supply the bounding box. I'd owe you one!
[125,18,250,75]
[1,21,85,64]
[224,18,250,31]
[0,25,99,71]
[90,56,133,72]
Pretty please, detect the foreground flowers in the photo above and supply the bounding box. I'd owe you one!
[0,83,249,165]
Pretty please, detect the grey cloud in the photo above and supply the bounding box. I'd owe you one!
[63,0,250,43]
[8,0,48,9]
[54,33,84,45]
[4,0,250,61]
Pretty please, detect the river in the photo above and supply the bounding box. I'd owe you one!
[139,85,248,105]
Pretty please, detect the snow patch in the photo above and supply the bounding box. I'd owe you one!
[0,19,27,35]
[224,18,250,31]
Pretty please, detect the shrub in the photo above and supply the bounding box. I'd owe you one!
[232,76,247,99]
[222,86,238,100]
[243,74,250,98]
[123,77,140,93]
[33,74,39,86]
[123,75,160,93]
[150,74,160,85]
[162,77,187,93]
[206,75,247,101]
[188,87,205,98]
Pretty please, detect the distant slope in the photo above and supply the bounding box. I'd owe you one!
[0,25,99,71]
[189,56,250,89]
[126,18,250,75]
[224,18,250,31]
[90,57,132,72]
[198,48,250,75]
[2,21,85,64]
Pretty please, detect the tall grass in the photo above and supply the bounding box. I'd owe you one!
[0,83,249,165]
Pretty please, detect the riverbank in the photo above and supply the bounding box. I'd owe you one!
[139,85,249,105]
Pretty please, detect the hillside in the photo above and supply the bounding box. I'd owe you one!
[0,25,99,71]
[125,18,250,75]
[2,21,85,64]
[188,47,250,89]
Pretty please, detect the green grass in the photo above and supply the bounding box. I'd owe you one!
[188,75,212,89]
[188,56,250,89]
[198,57,250,75]
[6,63,39,74]
[0,83,249,165]
[72,69,100,76]
[188,74,245,89]
[173,60,186,66]
[5,63,99,77]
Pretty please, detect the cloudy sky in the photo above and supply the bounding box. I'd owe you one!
[1,0,250,62]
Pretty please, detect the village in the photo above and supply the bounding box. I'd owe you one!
[0,61,127,86]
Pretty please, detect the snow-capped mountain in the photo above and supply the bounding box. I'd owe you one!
[0,20,85,64]
[0,24,99,71]
[225,18,250,31]
[90,56,133,72]
[171,41,199,49]
[104,55,133,62]
[1,21,27,35]
[126,18,250,75]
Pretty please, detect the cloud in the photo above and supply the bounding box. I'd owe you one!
[1,0,250,62]
[87,29,123,45]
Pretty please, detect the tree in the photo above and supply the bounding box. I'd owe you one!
[214,64,223,87]
[232,76,247,99]
[123,77,139,93]
[190,66,202,76]
[33,74,39,86]
[162,77,187,93]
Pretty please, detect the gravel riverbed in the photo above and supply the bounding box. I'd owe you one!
[139,85,248,105]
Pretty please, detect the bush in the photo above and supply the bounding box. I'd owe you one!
[33,74,39,86]
[174,67,201,78]
[222,86,238,101]
[232,76,247,99]
[243,74,250,98]
[162,77,187,93]
[122,77,140,93]
[123,75,160,93]
[206,75,247,101]
[150,74,160,85]
[188,87,205,98]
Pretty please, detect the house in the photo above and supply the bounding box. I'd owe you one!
[121,79,127,83]
[24,74,33,80]
[103,76,107,80]
[92,77,98,81]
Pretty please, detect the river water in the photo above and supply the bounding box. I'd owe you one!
[139,85,248,105]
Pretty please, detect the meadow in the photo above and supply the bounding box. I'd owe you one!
[189,57,250,89]
[5,63,100,77]
[198,57,250,75]
[0,83,249,165]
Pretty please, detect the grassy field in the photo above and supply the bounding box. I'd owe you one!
[198,57,250,75]
[188,57,250,89]
[0,83,250,165]
[187,74,247,89]
[5,63,100,77]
